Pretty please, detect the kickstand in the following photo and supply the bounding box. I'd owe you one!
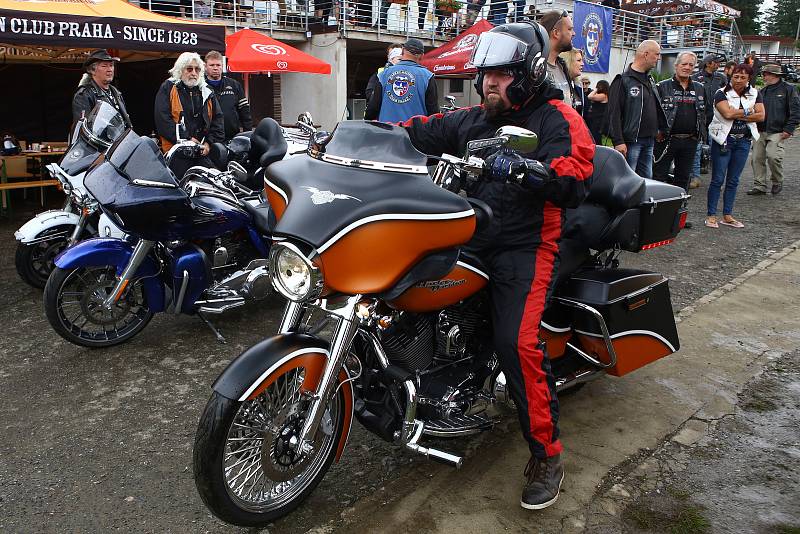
[198,312,227,344]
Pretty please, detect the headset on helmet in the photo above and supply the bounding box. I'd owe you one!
[472,21,550,106]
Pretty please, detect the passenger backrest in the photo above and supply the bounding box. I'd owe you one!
[586,146,646,211]
[250,117,288,170]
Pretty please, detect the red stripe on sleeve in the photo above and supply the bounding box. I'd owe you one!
[547,99,595,182]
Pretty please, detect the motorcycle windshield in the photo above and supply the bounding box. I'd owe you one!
[106,130,179,187]
[81,101,126,149]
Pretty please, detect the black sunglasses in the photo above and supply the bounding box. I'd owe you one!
[549,10,569,34]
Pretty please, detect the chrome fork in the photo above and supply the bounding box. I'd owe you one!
[102,239,155,310]
[281,295,361,456]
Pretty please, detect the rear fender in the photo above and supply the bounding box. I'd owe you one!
[53,238,166,312]
[14,210,81,244]
[212,333,354,462]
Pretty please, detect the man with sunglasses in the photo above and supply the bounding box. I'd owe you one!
[403,21,594,511]
[155,52,224,178]
[539,10,576,108]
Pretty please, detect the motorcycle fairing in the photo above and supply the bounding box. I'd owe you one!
[212,333,354,461]
[53,237,165,312]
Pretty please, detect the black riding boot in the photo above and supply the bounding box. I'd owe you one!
[521,454,564,510]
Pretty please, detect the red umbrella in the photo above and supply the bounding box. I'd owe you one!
[225,28,331,75]
[421,20,494,77]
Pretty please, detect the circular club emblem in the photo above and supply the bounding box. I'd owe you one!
[387,70,416,104]
[629,86,641,97]
[276,61,288,69]
[454,33,478,51]
[251,43,286,55]
[581,12,604,66]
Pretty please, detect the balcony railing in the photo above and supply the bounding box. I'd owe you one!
[132,0,743,57]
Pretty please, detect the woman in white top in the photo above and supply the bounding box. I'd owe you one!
[705,63,765,228]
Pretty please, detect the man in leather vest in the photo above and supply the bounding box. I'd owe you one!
[607,40,666,178]
[154,52,224,179]
[72,49,133,129]
[747,63,800,196]
[204,50,253,142]
[654,51,706,211]
[403,22,594,511]
[688,53,727,189]
[364,38,438,123]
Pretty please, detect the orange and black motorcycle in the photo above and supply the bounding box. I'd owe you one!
[192,121,688,527]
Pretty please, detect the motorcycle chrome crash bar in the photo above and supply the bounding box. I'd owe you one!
[363,330,463,468]
[103,240,155,310]
[554,297,618,370]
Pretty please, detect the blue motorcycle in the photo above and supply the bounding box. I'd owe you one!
[43,128,283,348]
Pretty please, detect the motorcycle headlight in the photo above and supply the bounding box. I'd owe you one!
[268,242,323,302]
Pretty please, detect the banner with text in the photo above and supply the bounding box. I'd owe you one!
[573,1,612,74]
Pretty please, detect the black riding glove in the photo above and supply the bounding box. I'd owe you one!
[483,149,550,189]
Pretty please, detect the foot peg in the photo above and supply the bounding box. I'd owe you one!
[403,420,463,468]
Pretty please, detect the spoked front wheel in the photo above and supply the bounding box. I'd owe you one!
[43,265,153,348]
[15,226,73,289]
[193,360,345,527]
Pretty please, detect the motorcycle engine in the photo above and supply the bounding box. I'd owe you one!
[380,313,435,372]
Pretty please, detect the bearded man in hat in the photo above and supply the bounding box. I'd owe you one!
[747,63,800,196]
[72,49,132,128]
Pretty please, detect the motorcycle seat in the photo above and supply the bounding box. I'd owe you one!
[586,146,646,211]
[251,118,288,170]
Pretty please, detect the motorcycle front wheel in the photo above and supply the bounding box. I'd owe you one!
[193,362,345,527]
[43,265,153,348]
[15,225,74,289]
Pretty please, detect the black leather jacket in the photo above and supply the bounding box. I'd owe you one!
[758,80,800,135]
[72,76,132,129]
[691,68,727,126]
[656,76,706,141]
[607,66,666,145]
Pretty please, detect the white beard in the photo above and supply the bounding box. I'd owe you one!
[182,77,199,88]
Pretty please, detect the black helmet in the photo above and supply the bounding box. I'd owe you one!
[471,21,550,106]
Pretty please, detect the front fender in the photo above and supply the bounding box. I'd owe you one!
[53,238,166,312]
[212,333,354,462]
[14,210,81,243]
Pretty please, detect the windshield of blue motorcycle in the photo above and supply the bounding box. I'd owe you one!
[107,130,179,186]
[83,101,126,148]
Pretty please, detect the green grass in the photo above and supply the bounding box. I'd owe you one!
[776,526,800,534]
[622,493,710,534]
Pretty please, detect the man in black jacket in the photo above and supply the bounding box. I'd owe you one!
[747,64,800,196]
[403,21,594,511]
[689,53,726,188]
[607,40,665,178]
[654,52,705,190]
[365,44,403,103]
[204,50,252,141]
[154,52,224,179]
[72,49,133,129]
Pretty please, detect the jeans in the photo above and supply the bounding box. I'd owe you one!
[691,142,701,178]
[653,136,698,191]
[708,136,751,217]
[625,137,655,178]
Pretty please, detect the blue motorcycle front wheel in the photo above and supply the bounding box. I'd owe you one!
[44,265,154,348]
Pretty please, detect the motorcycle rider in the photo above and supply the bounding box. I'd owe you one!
[401,21,594,510]
[72,49,133,129]
[154,52,224,179]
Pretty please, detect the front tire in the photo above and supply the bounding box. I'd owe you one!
[15,226,73,289]
[43,265,153,348]
[194,363,345,527]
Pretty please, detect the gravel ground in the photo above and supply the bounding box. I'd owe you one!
[0,139,798,533]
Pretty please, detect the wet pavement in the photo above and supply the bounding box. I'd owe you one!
[1,139,799,533]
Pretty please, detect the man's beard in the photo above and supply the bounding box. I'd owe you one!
[183,77,199,88]
[559,39,573,53]
[484,92,510,118]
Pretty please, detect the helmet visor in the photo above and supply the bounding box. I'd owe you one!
[470,32,528,69]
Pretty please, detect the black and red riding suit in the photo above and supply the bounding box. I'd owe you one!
[402,82,595,459]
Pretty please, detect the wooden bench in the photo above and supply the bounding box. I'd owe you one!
[0,179,59,191]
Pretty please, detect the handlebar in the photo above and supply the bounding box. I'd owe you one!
[164,140,204,165]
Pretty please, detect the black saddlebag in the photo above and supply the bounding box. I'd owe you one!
[559,268,679,377]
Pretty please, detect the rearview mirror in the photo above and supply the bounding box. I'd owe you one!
[495,126,538,153]
[175,116,188,143]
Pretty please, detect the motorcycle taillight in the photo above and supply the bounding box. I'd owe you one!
[641,238,675,250]
[678,210,688,230]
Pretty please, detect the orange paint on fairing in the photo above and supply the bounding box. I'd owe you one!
[265,187,287,220]
[388,264,487,312]
[319,217,476,294]
[245,352,354,462]
[576,333,674,377]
